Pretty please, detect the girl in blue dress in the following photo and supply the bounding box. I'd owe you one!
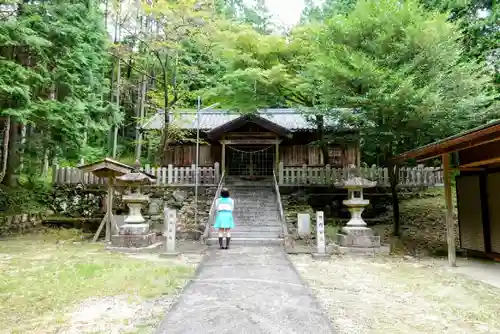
[213,188,234,249]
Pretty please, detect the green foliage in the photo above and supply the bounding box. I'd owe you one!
[0,0,497,203]
[0,179,51,216]
[0,1,117,181]
[308,0,497,164]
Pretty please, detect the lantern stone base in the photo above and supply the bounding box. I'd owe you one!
[111,233,156,248]
[119,223,150,235]
[333,244,386,256]
[336,226,381,249]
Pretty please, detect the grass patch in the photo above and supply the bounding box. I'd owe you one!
[399,187,456,216]
[0,228,194,333]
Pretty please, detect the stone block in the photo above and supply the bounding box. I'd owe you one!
[151,222,164,234]
[341,226,375,236]
[337,233,380,248]
[148,199,163,215]
[119,223,150,235]
[333,244,387,256]
[111,233,156,248]
[297,213,311,237]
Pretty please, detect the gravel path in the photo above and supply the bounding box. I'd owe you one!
[156,246,334,334]
[291,254,500,334]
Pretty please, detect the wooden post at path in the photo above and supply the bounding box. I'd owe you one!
[442,153,457,267]
[93,178,118,243]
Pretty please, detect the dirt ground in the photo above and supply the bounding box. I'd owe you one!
[291,254,500,334]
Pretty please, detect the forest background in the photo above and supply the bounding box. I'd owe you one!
[0,0,498,211]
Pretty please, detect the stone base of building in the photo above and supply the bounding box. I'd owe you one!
[111,233,156,248]
[336,226,381,248]
[311,252,330,260]
[105,242,163,253]
[159,251,180,258]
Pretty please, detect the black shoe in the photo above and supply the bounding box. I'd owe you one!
[224,237,231,249]
[218,237,224,249]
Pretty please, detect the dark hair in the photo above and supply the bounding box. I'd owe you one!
[220,188,230,198]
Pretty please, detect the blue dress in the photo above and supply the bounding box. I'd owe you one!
[213,197,235,229]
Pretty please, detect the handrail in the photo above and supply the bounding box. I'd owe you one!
[273,169,291,247]
[202,170,225,243]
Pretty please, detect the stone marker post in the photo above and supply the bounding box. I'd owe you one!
[162,205,179,257]
[312,211,328,259]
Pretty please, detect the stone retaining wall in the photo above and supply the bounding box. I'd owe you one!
[0,212,45,235]
[51,185,216,239]
[281,187,458,256]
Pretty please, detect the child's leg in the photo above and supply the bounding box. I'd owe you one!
[225,228,231,249]
[218,228,224,249]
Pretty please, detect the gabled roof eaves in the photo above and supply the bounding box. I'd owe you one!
[141,108,353,131]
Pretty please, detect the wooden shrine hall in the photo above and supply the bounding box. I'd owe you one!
[142,108,360,177]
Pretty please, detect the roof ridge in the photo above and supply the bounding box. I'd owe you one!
[169,109,302,115]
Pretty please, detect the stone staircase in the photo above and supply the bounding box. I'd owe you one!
[207,186,284,246]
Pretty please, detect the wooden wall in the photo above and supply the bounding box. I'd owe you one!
[456,174,484,252]
[163,143,359,167]
[279,144,358,167]
[163,145,214,166]
[280,145,323,166]
[456,171,500,255]
[487,172,500,253]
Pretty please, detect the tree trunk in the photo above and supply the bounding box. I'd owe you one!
[113,57,121,159]
[0,116,11,184]
[135,75,147,161]
[157,62,169,165]
[388,162,400,236]
[42,149,49,178]
[316,115,329,165]
[2,119,20,187]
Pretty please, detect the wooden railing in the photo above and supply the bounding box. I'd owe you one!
[277,162,443,187]
[53,163,220,186]
[53,161,443,188]
[273,169,290,246]
[203,171,225,243]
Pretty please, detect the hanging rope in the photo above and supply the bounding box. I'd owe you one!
[227,145,274,154]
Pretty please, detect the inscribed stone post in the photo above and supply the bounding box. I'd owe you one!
[164,206,178,256]
[316,211,325,254]
[297,213,311,238]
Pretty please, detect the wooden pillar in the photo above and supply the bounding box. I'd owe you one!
[275,139,279,172]
[443,153,457,267]
[221,141,226,174]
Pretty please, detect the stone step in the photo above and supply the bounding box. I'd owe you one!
[220,231,282,238]
[234,215,280,220]
[235,204,275,207]
[206,237,284,246]
[231,225,282,232]
[234,206,277,210]
[234,214,278,218]
[234,216,281,226]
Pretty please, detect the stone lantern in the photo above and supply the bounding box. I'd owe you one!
[112,161,157,248]
[335,177,381,250]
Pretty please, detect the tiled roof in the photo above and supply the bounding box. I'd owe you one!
[142,108,351,131]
